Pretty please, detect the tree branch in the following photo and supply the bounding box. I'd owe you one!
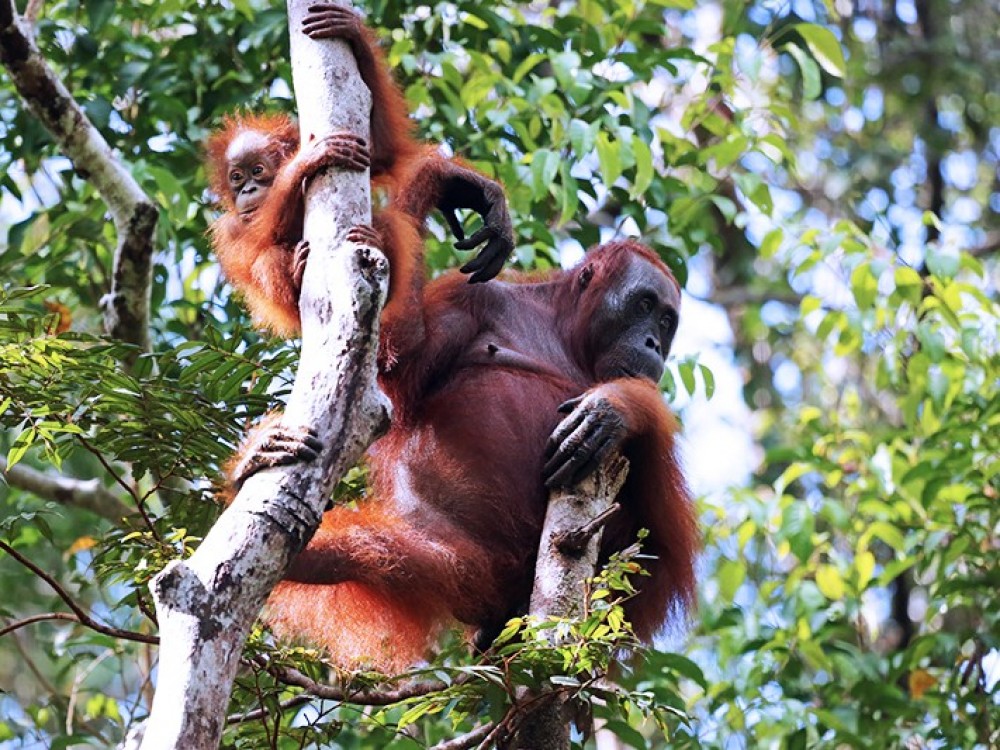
[137,2,388,747]
[0,455,136,522]
[706,286,804,308]
[430,722,496,750]
[0,540,158,644]
[0,611,81,637]
[264,661,459,705]
[512,454,631,749]
[0,0,156,351]
[225,695,312,726]
[968,231,1000,259]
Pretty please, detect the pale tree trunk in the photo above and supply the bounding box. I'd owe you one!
[133,2,388,748]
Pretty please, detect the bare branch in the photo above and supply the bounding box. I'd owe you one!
[0,540,158,644]
[0,611,81,637]
[968,231,1000,260]
[23,0,42,25]
[0,0,156,350]
[225,695,311,725]
[430,722,497,750]
[706,286,804,308]
[265,661,457,705]
[553,503,621,555]
[0,455,136,522]
[530,454,630,625]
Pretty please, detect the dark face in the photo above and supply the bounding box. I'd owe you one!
[225,130,279,217]
[587,256,681,383]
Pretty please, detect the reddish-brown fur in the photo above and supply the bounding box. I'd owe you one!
[205,8,500,338]
[256,240,697,671]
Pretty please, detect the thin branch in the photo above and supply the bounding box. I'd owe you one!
[225,695,312,726]
[23,0,42,25]
[266,661,456,705]
[7,625,60,695]
[76,436,160,539]
[968,232,1000,260]
[0,540,159,644]
[0,611,80,637]
[430,722,497,750]
[0,455,136,522]
[0,0,156,350]
[554,503,621,555]
[705,286,804,308]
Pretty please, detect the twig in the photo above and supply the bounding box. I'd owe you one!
[0,540,158,644]
[266,661,458,705]
[22,0,41,25]
[0,455,136,522]
[0,611,80,637]
[225,695,312,725]
[554,503,622,555]
[76,436,160,540]
[968,232,1000,260]
[431,722,497,750]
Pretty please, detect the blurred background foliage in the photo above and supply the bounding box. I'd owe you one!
[0,0,997,747]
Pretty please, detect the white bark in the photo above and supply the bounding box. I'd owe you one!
[516,454,630,750]
[0,0,156,351]
[138,2,388,748]
[529,454,630,624]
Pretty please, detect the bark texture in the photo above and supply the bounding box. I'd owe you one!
[513,454,630,750]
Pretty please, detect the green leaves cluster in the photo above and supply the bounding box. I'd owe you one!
[694,229,999,747]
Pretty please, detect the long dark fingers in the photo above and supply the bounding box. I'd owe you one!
[442,208,466,241]
[545,433,616,488]
[465,244,508,283]
[543,414,607,487]
[455,226,492,252]
[545,408,588,459]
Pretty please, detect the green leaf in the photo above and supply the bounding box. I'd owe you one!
[699,363,716,399]
[512,53,547,84]
[6,427,37,469]
[759,228,783,258]
[557,162,579,227]
[855,550,876,590]
[678,360,697,395]
[793,23,846,78]
[785,43,822,99]
[850,262,878,309]
[630,134,654,198]
[568,118,599,155]
[718,558,746,600]
[894,266,924,303]
[925,244,960,280]
[603,720,648,749]
[596,132,622,188]
[652,652,708,689]
[816,564,845,599]
[530,149,561,200]
[85,0,116,31]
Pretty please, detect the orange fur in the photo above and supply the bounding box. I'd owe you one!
[240,241,697,671]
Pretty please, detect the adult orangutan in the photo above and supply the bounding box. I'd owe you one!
[206,3,512,336]
[230,237,697,672]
